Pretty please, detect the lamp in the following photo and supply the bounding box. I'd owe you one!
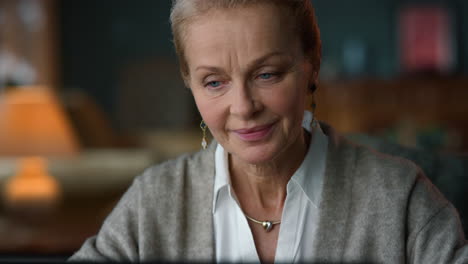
[0,86,79,209]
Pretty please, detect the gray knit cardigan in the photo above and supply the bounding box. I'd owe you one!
[69,124,468,263]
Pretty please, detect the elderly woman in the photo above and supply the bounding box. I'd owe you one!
[70,0,467,263]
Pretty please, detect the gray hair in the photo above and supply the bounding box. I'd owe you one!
[170,0,321,84]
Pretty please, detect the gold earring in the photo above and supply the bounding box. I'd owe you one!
[200,120,208,149]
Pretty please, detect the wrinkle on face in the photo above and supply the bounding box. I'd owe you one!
[185,6,301,87]
[184,4,313,170]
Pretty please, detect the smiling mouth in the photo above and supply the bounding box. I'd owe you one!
[232,122,276,142]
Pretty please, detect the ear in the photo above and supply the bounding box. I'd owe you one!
[303,59,317,91]
[310,67,319,88]
[304,89,314,112]
[310,83,317,93]
[304,82,315,112]
[307,78,318,94]
[304,68,317,111]
[182,75,191,90]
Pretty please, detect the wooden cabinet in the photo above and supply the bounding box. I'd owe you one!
[316,78,468,152]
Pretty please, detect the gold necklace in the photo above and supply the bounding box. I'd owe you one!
[244,214,281,232]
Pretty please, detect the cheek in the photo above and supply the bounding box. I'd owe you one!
[192,92,227,134]
[267,79,307,119]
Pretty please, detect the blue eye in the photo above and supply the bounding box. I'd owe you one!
[207,81,221,88]
[259,73,273,79]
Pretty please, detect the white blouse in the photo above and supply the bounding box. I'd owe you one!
[213,111,329,263]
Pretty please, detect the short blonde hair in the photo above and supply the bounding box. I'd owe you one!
[170,0,322,85]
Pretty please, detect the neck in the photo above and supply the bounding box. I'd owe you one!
[230,129,311,215]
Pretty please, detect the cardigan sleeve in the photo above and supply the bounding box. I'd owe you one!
[67,147,216,262]
[407,172,468,264]
[68,176,143,262]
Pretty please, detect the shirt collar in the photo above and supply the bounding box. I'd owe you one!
[213,111,328,212]
[289,121,328,207]
[213,141,231,213]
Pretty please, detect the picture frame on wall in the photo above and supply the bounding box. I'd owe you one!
[398,4,456,75]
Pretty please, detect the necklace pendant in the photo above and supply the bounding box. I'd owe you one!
[262,221,273,232]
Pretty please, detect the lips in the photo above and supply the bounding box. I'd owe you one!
[232,122,276,142]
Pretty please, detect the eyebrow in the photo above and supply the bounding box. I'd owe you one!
[194,51,289,73]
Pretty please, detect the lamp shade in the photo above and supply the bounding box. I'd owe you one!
[0,86,79,157]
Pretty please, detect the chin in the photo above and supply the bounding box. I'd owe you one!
[231,143,281,165]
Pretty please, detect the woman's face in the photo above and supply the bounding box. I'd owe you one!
[185,4,313,165]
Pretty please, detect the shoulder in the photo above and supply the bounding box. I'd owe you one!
[350,138,421,190]
[317,123,467,263]
[322,122,448,213]
[68,143,217,262]
[134,141,216,190]
[322,122,422,190]
[322,123,452,232]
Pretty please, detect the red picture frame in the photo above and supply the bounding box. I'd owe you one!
[398,5,455,74]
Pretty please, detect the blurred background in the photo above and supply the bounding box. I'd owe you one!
[0,0,467,261]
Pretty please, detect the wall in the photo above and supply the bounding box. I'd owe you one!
[60,0,468,132]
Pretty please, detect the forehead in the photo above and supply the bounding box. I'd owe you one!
[183,4,300,69]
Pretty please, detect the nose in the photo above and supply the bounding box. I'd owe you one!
[230,82,262,119]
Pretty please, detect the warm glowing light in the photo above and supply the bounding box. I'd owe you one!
[4,157,61,207]
[0,86,79,156]
[0,86,79,208]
